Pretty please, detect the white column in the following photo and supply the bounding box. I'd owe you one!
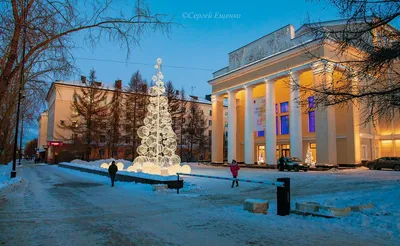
[265,78,277,165]
[227,90,237,163]
[347,75,361,164]
[289,71,303,160]
[312,61,337,165]
[244,85,254,164]
[211,94,224,163]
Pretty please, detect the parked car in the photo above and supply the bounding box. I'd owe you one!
[367,157,400,171]
[278,157,309,172]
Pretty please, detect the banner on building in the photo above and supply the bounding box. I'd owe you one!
[253,97,265,131]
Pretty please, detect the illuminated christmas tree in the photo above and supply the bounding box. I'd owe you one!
[126,58,191,175]
[305,147,315,167]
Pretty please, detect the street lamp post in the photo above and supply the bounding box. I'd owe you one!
[11,10,27,178]
[18,100,25,166]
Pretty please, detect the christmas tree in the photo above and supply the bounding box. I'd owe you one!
[127,58,191,176]
[305,147,315,167]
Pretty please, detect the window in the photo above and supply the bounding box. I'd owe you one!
[100,135,106,143]
[72,120,78,128]
[209,120,212,126]
[99,149,105,158]
[280,102,289,113]
[225,122,228,127]
[308,96,315,109]
[60,120,65,126]
[276,116,279,135]
[257,131,264,137]
[361,145,368,160]
[308,111,315,132]
[72,134,78,140]
[224,112,228,118]
[209,110,212,116]
[209,130,212,137]
[280,115,289,134]
[310,143,316,149]
[275,104,279,114]
[125,136,131,144]
[112,151,117,157]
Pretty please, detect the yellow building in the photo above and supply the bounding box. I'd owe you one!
[209,21,400,165]
[40,80,227,163]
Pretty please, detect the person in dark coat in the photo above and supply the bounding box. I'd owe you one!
[108,161,118,187]
[229,159,240,188]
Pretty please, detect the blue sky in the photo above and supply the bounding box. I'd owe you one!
[67,0,340,97]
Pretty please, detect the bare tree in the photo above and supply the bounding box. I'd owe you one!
[0,0,173,162]
[294,0,400,125]
[24,138,37,157]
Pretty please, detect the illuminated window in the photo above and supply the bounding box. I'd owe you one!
[280,102,289,113]
[276,116,279,135]
[310,143,316,149]
[308,96,315,108]
[308,111,315,132]
[280,115,289,134]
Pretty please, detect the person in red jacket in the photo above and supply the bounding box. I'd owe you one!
[230,159,240,188]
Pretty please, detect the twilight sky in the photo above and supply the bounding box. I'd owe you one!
[67,0,340,97]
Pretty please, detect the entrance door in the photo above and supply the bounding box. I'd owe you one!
[281,144,290,157]
[257,145,265,164]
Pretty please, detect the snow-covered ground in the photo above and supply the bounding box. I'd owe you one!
[0,162,399,245]
[0,162,22,191]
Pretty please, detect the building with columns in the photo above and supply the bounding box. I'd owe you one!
[209,20,400,166]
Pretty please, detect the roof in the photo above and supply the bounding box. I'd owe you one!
[45,80,222,106]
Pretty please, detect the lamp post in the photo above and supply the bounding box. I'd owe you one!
[11,6,27,178]
[18,97,25,166]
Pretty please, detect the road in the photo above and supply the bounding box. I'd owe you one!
[0,163,398,246]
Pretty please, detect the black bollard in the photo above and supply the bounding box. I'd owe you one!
[277,178,290,216]
[177,173,180,194]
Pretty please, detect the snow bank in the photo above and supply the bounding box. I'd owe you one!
[0,163,22,191]
[60,162,178,181]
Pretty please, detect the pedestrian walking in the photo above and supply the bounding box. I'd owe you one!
[230,159,240,188]
[108,161,118,187]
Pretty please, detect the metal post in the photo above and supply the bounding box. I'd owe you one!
[18,102,24,166]
[11,6,27,178]
[277,178,290,216]
[176,173,180,194]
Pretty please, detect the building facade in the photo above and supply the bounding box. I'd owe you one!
[39,80,228,163]
[209,21,400,165]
